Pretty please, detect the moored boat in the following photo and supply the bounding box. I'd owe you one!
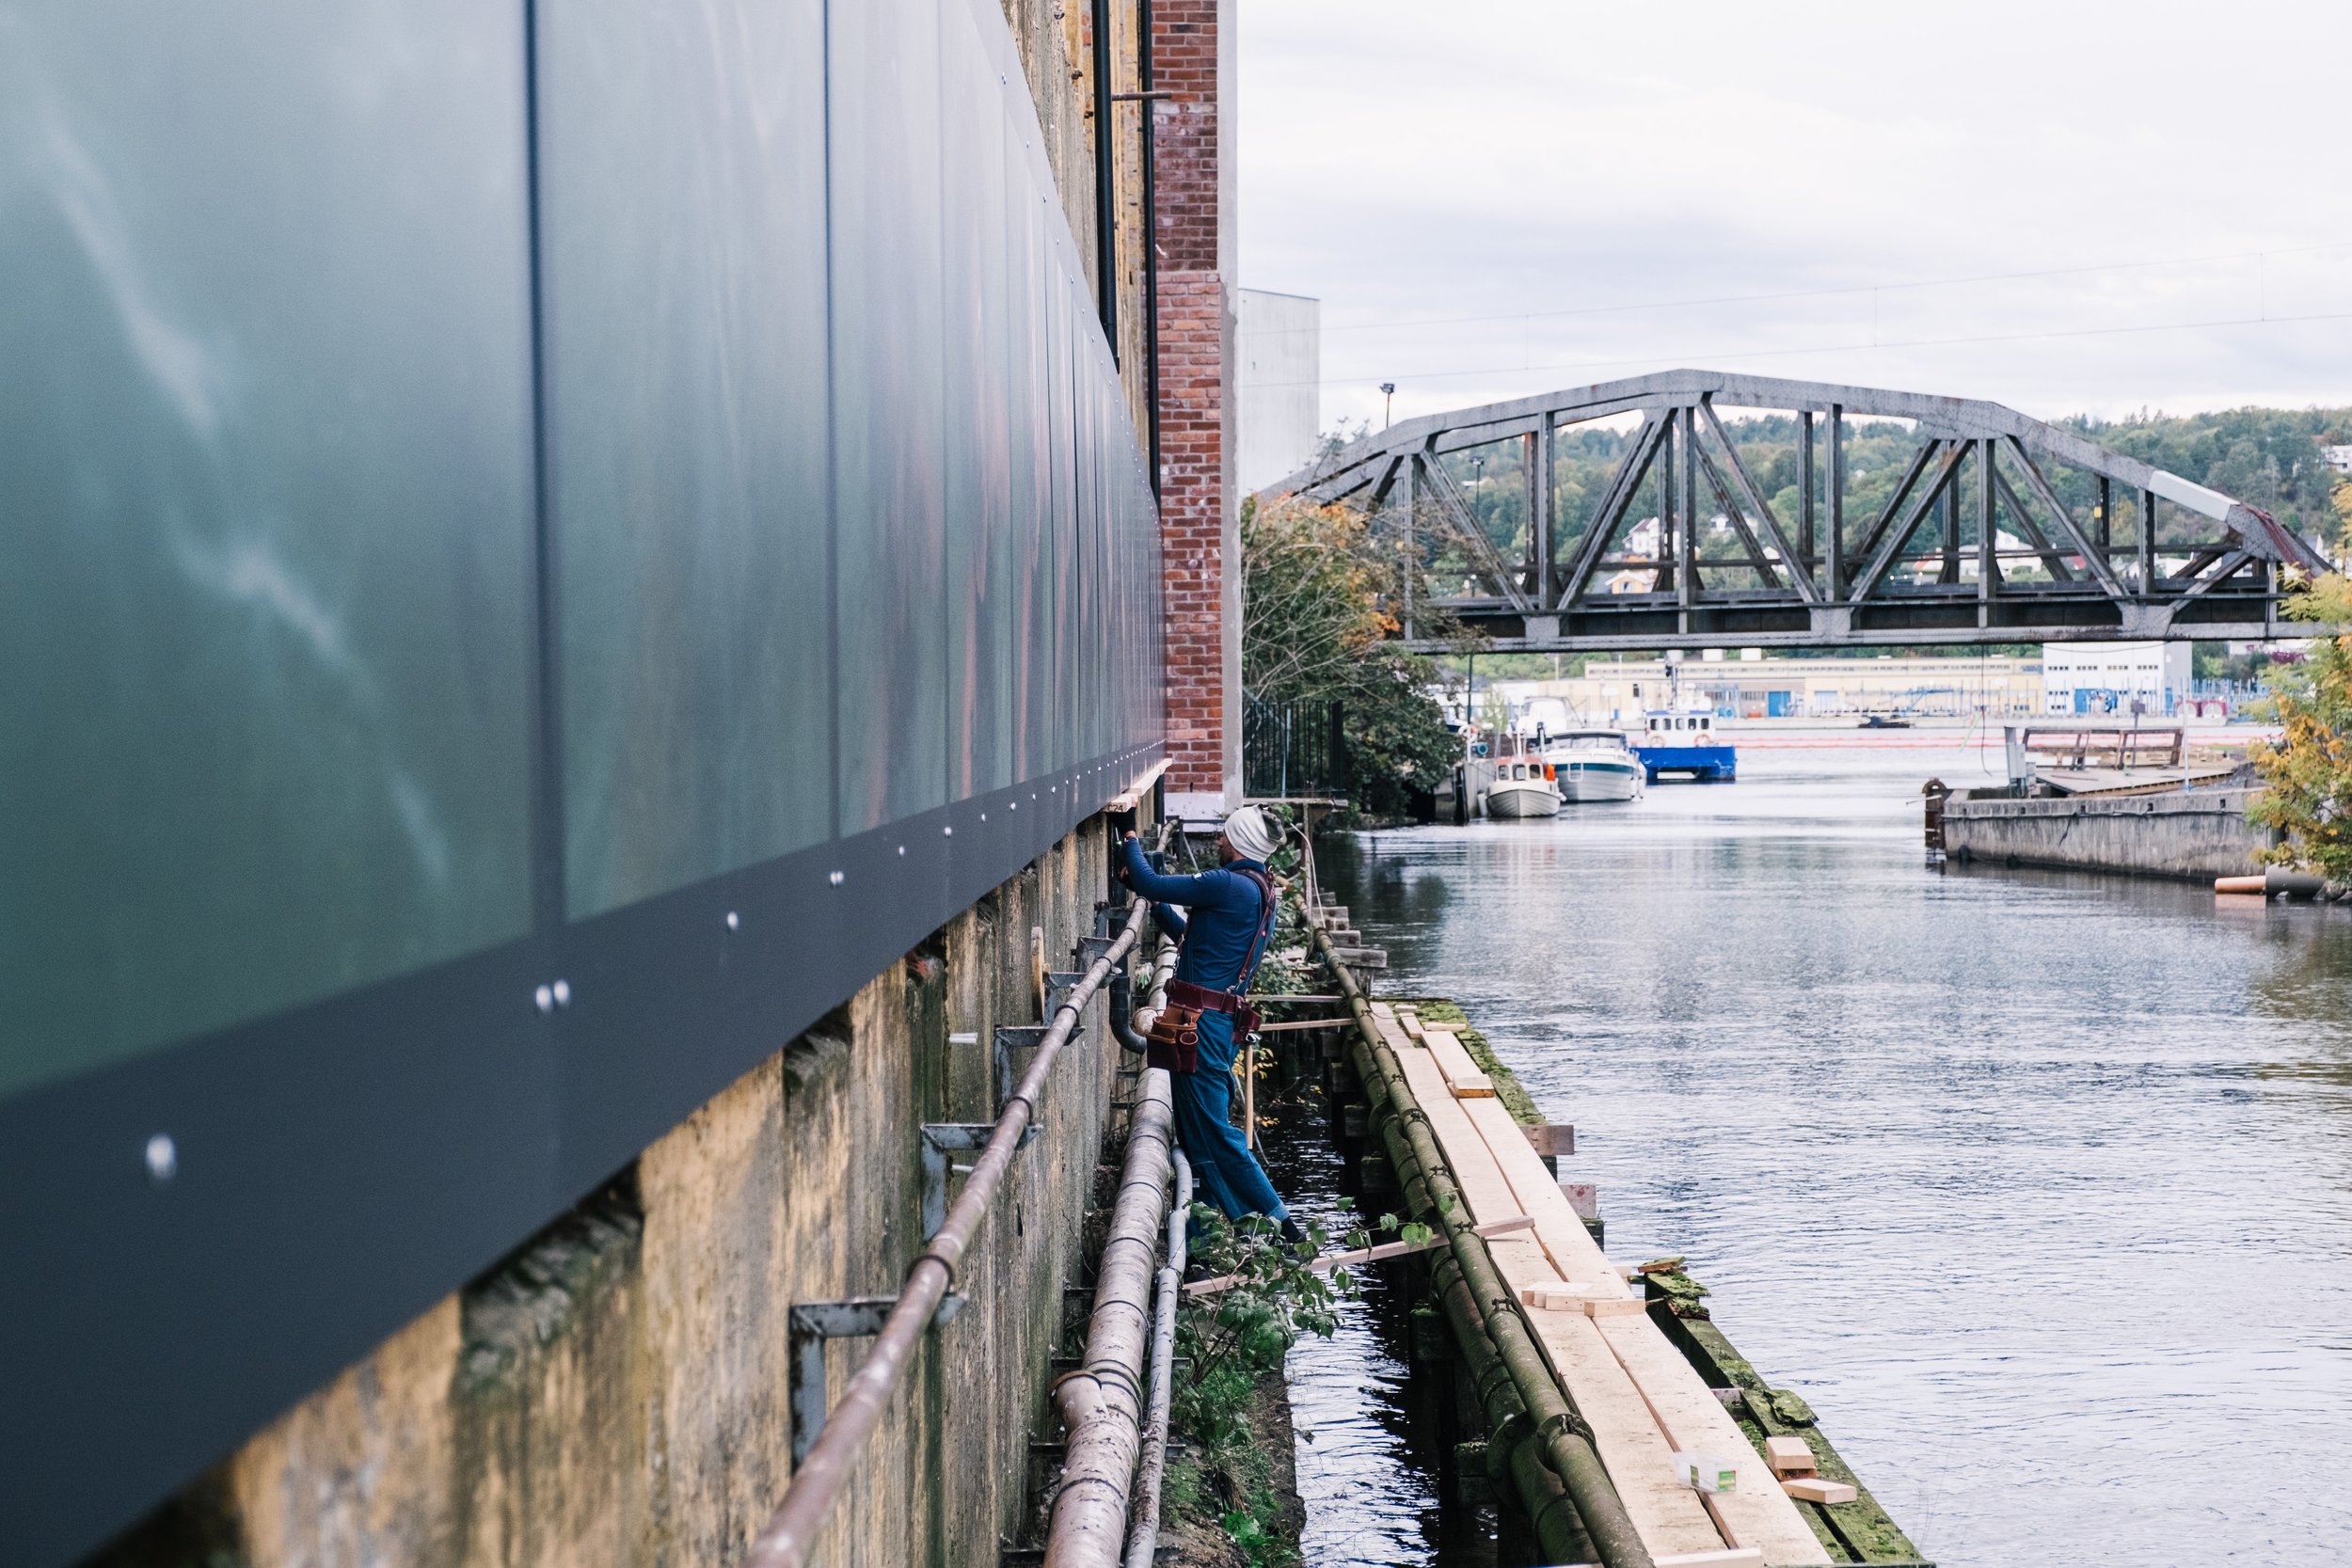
[1631,709,1737,783]
[1542,728,1645,803]
[1483,758,1563,818]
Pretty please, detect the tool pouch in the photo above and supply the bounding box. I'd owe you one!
[1146,1001,1204,1074]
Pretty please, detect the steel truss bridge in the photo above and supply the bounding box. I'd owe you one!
[1263,370,2335,651]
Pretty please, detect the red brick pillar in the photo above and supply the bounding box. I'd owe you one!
[1152,0,1239,817]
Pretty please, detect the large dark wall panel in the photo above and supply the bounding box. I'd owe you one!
[0,0,1161,1562]
[544,0,834,918]
[831,0,950,834]
[943,0,1013,801]
[0,0,537,1102]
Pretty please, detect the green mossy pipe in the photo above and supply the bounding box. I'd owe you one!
[1312,925,1656,1568]
[1430,1249,1593,1564]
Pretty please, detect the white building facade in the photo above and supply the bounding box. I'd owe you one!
[1234,288,1320,496]
[2040,641,2191,717]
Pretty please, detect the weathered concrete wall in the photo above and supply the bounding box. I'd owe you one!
[1943,788,2274,880]
[100,819,1136,1568]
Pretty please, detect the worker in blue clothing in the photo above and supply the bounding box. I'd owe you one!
[1118,805,1307,1246]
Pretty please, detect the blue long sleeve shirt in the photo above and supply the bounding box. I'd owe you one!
[1121,837,1273,993]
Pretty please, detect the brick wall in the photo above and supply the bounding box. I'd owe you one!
[1152,0,1237,810]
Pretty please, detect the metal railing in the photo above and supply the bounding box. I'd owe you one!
[1243,696,1348,800]
[2021,725,2185,769]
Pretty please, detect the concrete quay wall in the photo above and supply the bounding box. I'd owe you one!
[100,818,1131,1568]
[1942,788,2273,881]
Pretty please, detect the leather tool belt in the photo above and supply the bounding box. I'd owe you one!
[1146,978,1263,1074]
[1143,864,1278,1076]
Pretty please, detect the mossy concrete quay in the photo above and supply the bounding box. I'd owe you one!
[1327,967,1931,1565]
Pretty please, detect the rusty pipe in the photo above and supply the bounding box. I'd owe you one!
[744,900,1150,1568]
[1128,927,1179,1041]
[2217,868,2324,897]
[1047,1070,1175,1566]
[1121,1147,1192,1568]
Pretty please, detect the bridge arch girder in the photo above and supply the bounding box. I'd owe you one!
[1257,370,2334,651]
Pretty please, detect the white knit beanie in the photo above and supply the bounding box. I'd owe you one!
[1220,804,1279,862]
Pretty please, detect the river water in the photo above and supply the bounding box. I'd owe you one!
[1283,731,2352,1567]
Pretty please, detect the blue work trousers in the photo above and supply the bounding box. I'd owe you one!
[1170,1009,1288,1223]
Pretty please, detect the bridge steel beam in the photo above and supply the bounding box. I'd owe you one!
[1255,369,2335,651]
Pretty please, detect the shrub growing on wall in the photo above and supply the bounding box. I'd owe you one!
[2251,574,2352,879]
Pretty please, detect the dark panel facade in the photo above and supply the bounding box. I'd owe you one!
[0,0,1162,1562]
[545,0,837,916]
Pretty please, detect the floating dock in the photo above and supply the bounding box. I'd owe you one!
[1308,911,1930,1568]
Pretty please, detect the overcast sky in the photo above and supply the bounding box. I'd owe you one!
[1238,0,2352,436]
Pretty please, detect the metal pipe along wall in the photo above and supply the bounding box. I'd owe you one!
[1121,1147,1192,1568]
[744,899,1152,1568]
[1046,1069,1176,1567]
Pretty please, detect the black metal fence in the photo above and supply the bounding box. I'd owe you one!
[1244,696,1348,800]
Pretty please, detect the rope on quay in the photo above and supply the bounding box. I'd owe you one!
[744,897,1151,1568]
[1311,921,1658,1568]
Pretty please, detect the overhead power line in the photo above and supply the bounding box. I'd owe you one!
[1246,238,2352,342]
[1246,307,2352,394]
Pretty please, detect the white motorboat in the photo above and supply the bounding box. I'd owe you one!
[1542,728,1645,802]
[1483,755,1562,818]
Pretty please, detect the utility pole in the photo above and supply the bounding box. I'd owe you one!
[1380,382,1395,430]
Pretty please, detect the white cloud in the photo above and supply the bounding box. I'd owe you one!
[1241,0,2352,431]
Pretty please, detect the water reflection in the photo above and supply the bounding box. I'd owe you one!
[1315,735,2352,1568]
[1264,1080,1500,1567]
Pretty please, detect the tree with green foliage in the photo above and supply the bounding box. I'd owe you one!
[2251,574,2352,879]
[1241,496,1460,822]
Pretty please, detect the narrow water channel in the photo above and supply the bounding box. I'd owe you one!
[1293,732,2352,1567]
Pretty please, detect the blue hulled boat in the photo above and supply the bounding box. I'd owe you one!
[1631,709,1736,783]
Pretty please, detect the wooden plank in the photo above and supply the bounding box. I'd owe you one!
[1185,1216,1534,1298]
[1390,1040,1528,1230]
[1596,1317,1833,1566]
[1523,1310,1726,1559]
[1375,1006,1788,1564]
[1522,1122,1576,1156]
[1454,1092,1618,1289]
[1485,1233,1565,1294]
[1421,1026,1486,1086]
[1104,756,1171,812]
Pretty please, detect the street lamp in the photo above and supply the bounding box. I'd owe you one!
[1380,382,1396,429]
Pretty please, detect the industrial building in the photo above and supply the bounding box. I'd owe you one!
[2039,641,2193,716]
[1477,652,2046,724]
[1234,287,1321,496]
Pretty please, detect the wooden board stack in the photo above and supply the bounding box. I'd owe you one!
[1366,1002,1832,1567]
